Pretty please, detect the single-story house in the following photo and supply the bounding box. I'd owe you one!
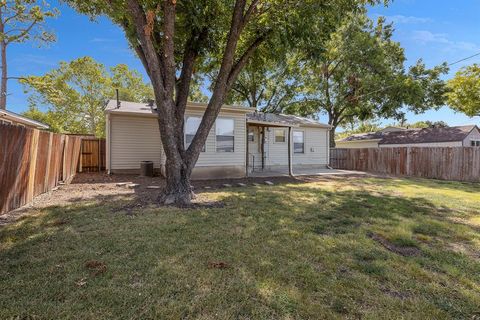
[0,109,49,129]
[105,100,331,179]
[336,125,480,149]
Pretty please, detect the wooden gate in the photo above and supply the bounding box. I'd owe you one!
[80,139,106,172]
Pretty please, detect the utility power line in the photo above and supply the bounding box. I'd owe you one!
[357,51,480,99]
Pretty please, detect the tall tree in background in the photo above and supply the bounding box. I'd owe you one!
[64,0,383,205]
[283,14,448,146]
[225,46,300,111]
[22,56,154,136]
[446,64,480,117]
[0,0,58,109]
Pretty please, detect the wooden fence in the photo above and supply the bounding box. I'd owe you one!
[0,123,82,214]
[79,138,106,172]
[330,147,480,182]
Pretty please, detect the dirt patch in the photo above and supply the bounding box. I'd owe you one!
[208,261,230,269]
[85,260,107,276]
[0,172,372,225]
[368,233,422,257]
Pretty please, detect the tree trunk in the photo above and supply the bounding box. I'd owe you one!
[0,41,6,110]
[330,126,337,148]
[160,157,194,206]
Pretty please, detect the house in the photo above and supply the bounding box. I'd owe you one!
[336,125,480,148]
[105,100,331,179]
[0,109,49,129]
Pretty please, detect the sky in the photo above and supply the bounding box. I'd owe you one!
[5,0,480,128]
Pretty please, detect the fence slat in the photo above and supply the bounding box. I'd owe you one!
[0,123,83,214]
[330,147,480,182]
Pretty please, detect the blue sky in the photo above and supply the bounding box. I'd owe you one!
[6,0,480,127]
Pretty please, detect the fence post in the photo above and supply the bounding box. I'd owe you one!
[43,132,53,192]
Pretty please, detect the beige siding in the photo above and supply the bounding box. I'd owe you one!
[335,140,380,149]
[380,141,463,148]
[180,109,246,167]
[109,110,246,171]
[261,126,329,167]
[110,114,163,170]
[463,127,480,146]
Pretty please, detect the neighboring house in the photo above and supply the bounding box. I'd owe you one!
[0,109,49,130]
[336,125,480,148]
[105,100,331,179]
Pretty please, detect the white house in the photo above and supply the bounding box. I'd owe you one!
[105,100,331,179]
[336,125,480,149]
[0,109,49,130]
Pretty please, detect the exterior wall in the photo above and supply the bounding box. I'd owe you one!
[463,127,480,146]
[380,141,463,148]
[108,109,247,179]
[335,140,380,149]
[249,126,329,171]
[109,113,163,171]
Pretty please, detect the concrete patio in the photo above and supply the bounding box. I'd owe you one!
[247,168,367,178]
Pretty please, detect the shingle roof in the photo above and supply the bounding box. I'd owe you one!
[246,112,331,128]
[0,109,49,129]
[105,100,254,115]
[338,125,479,145]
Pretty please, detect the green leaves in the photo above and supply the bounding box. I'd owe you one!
[21,56,154,137]
[0,0,59,45]
[446,64,480,117]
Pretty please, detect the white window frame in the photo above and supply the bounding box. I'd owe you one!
[293,130,305,154]
[215,118,235,153]
[274,129,286,143]
[248,127,255,143]
[471,139,480,147]
[184,116,205,152]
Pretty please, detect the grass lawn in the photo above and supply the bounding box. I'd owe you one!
[1,176,480,319]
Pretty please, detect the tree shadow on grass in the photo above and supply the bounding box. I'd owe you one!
[0,178,480,319]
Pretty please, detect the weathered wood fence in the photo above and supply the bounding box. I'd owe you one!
[79,138,106,172]
[330,147,480,182]
[0,123,82,214]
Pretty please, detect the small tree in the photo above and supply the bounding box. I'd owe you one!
[0,0,58,109]
[446,64,480,117]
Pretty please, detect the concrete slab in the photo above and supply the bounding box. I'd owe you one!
[248,168,367,178]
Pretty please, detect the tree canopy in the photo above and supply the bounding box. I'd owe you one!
[446,64,480,117]
[62,0,387,204]
[21,56,154,137]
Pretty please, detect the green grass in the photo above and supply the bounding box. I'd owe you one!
[1,177,480,319]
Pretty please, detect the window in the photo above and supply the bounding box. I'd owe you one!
[471,140,480,147]
[293,131,305,154]
[185,116,205,152]
[216,118,234,152]
[274,129,286,143]
[248,128,255,142]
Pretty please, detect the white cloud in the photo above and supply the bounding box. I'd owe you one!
[383,15,432,24]
[411,30,480,52]
[90,38,116,43]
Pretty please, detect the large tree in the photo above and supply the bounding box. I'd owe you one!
[63,0,383,205]
[446,64,480,117]
[282,14,448,146]
[0,0,58,109]
[22,56,154,136]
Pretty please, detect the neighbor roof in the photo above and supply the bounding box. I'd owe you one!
[338,125,479,145]
[105,100,255,116]
[246,112,331,128]
[0,109,49,129]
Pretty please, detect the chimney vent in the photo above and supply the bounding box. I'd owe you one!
[116,89,120,109]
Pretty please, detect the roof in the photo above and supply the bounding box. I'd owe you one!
[338,125,479,145]
[0,109,49,129]
[246,112,331,128]
[105,100,255,116]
